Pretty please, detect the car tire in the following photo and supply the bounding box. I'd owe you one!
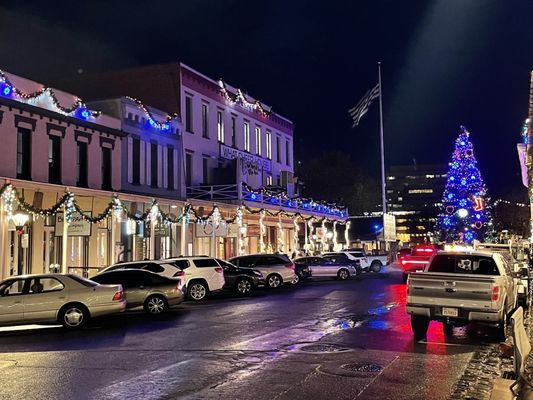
[292,273,300,284]
[496,308,508,341]
[144,295,167,315]
[188,281,208,301]
[410,315,429,340]
[59,303,89,329]
[370,261,382,273]
[235,278,253,295]
[266,274,282,289]
[337,269,349,280]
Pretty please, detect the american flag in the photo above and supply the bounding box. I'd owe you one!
[348,82,380,127]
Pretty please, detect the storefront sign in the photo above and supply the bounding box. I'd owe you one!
[383,213,396,242]
[55,212,92,237]
[220,144,272,172]
[195,223,228,237]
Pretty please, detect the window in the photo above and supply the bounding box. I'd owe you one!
[16,128,32,179]
[231,116,237,146]
[428,255,500,275]
[202,103,209,138]
[185,96,193,133]
[48,135,61,184]
[255,127,261,155]
[276,136,281,163]
[217,110,224,143]
[266,175,273,186]
[143,263,165,273]
[28,278,64,294]
[101,147,112,190]
[202,156,209,184]
[151,143,158,187]
[243,122,250,151]
[167,147,174,190]
[76,142,88,187]
[132,138,140,185]
[193,258,220,268]
[185,152,193,186]
[285,139,291,166]
[265,131,272,159]
[0,279,25,296]
[172,260,190,269]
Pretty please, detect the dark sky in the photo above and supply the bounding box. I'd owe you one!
[1,0,532,198]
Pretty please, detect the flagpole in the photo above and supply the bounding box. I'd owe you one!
[378,62,387,216]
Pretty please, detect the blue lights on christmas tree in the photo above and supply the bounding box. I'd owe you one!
[438,126,491,243]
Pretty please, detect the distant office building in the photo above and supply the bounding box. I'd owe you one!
[386,164,447,244]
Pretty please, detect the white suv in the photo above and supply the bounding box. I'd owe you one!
[165,257,225,301]
[99,260,182,278]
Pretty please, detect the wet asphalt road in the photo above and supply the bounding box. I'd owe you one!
[0,265,501,400]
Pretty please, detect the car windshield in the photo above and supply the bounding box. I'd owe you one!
[67,274,99,287]
[428,254,500,275]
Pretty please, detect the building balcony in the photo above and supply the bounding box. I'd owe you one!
[186,182,347,219]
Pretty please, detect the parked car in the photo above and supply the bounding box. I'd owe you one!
[228,254,297,289]
[164,257,225,301]
[406,250,520,340]
[99,260,181,278]
[0,274,126,329]
[397,248,412,264]
[216,259,264,295]
[400,244,443,282]
[294,256,359,280]
[292,262,311,283]
[92,269,185,315]
[340,249,389,272]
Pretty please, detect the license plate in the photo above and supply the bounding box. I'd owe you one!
[442,307,458,317]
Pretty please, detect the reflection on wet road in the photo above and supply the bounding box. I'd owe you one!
[0,266,499,400]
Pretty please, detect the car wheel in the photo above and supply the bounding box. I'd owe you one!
[59,303,89,329]
[410,315,429,340]
[266,274,282,289]
[496,308,508,341]
[188,282,208,301]
[145,295,167,315]
[370,261,382,273]
[235,278,253,295]
[337,269,349,280]
[292,273,300,284]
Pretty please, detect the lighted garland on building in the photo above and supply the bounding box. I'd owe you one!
[126,96,178,132]
[0,70,100,120]
[218,80,272,117]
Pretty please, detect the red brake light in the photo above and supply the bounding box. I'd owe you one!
[173,270,185,277]
[215,267,223,273]
[492,286,500,301]
[286,264,295,270]
[112,290,123,301]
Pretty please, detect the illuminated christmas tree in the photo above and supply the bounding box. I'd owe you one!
[438,126,492,243]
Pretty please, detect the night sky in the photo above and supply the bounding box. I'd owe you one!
[2,1,533,198]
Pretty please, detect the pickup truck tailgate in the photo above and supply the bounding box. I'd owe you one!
[408,272,496,310]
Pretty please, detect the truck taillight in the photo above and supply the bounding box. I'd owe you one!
[492,286,500,301]
[112,290,124,301]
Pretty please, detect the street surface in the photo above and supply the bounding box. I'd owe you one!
[0,265,502,400]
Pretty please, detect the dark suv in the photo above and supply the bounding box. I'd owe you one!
[228,254,297,288]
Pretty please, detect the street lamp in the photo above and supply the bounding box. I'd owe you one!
[11,207,29,233]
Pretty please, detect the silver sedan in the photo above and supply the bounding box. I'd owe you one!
[0,274,126,329]
[294,256,359,280]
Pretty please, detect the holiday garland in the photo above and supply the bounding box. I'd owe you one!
[0,183,347,227]
[218,80,272,118]
[126,96,178,132]
[0,70,100,119]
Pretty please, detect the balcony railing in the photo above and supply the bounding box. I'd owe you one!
[186,182,347,219]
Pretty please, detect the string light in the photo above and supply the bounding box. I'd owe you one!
[259,210,266,253]
[218,80,272,117]
[277,215,284,252]
[126,96,177,132]
[333,221,338,251]
[293,216,300,254]
[345,221,351,249]
[0,70,100,120]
